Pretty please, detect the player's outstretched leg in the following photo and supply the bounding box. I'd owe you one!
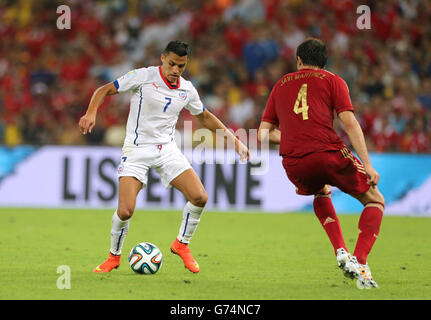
[170,169,207,273]
[354,202,384,266]
[170,201,205,273]
[313,186,347,253]
[348,186,385,288]
[94,211,130,273]
[313,185,350,277]
[94,177,141,273]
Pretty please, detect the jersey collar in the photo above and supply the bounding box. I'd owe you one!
[299,67,323,72]
[158,66,180,89]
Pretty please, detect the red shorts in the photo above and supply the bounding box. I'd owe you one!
[282,147,370,196]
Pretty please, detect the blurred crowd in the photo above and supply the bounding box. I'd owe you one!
[1,0,431,153]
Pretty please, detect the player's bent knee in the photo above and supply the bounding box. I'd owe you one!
[117,207,134,220]
[368,187,385,205]
[376,193,385,207]
[360,187,385,210]
[315,185,331,198]
[190,191,208,208]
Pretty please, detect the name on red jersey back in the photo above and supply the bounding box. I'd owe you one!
[262,68,354,158]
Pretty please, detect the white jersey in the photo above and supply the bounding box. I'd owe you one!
[113,66,205,146]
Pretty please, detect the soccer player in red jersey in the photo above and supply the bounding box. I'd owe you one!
[258,38,384,289]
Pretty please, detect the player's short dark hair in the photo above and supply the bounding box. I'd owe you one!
[296,38,328,69]
[163,40,190,57]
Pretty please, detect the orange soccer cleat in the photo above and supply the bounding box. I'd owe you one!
[170,238,200,273]
[94,252,121,273]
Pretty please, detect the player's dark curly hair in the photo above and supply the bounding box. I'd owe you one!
[296,38,328,69]
[163,40,190,57]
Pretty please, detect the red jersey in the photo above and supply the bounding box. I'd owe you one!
[262,68,354,158]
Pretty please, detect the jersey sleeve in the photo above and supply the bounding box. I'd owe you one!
[261,86,279,126]
[185,86,205,116]
[331,75,354,114]
[113,68,148,93]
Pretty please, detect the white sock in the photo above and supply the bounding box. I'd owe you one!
[110,211,130,255]
[177,202,205,244]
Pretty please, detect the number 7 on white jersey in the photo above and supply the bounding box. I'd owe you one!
[164,97,172,112]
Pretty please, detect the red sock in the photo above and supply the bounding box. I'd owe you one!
[313,196,346,255]
[353,203,384,265]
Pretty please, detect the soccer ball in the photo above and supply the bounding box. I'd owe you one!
[128,242,163,274]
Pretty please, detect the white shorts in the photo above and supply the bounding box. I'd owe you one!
[117,141,192,189]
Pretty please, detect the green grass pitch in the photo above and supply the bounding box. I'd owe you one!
[0,207,430,300]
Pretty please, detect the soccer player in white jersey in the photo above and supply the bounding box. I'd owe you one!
[79,41,249,273]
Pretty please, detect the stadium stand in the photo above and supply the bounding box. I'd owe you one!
[0,0,430,152]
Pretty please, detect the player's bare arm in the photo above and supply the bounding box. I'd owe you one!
[338,110,380,187]
[195,109,250,161]
[258,121,281,144]
[79,82,118,135]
